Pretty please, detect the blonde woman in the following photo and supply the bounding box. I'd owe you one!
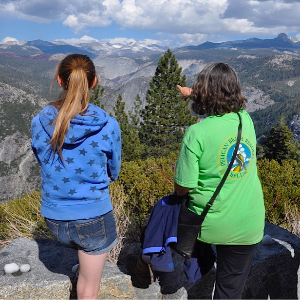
[31,54,121,299]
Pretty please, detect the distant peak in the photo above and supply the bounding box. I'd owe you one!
[278,33,288,40]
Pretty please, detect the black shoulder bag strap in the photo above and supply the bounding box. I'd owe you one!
[198,112,242,223]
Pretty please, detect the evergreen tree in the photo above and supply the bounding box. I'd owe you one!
[129,94,142,128]
[113,94,143,161]
[139,49,198,157]
[261,115,299,163]
[90,84,105,109]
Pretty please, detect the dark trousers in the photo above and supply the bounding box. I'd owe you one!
[213,244,257,299]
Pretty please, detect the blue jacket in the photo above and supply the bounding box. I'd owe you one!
[142,196,215,279]
[142,196,181,272]
[31,103,121,221]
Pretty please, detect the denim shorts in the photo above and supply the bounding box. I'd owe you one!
[45,210,118,255]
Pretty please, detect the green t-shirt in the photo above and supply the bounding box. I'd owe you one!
[174,110,265,245]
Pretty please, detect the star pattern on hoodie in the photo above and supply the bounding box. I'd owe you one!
[79,149,87,156]
[65,157,74,164]
[62,177,70,183]
[69,136,77,143]
[75,168,83,174]
[33,106,122,214]
[68,189,77,195]
[102,134,109,141]
[88,159,95,166]
[37,148,43,154]
[90,141,99,148]
[90,172,98,179]
[55,165,63,172]
[90,186,97,192]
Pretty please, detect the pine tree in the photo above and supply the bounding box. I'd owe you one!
[139,49,198,157]
[129,94,142,128]
[90,84,105,109]
[261,115,299,163]
[113,94,143,161]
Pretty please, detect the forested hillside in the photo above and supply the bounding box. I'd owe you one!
[1,44,300,259]
[1,38,300,201]
[228,54,300,136]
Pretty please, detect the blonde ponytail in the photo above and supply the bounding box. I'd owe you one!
[49,54,96,157]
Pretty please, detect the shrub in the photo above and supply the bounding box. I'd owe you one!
[257,158,300,233]
[118,152,177,236]
[0,191,53,250]
[3,154,300,256]
[108,181,131,263]
[0,186,133,264]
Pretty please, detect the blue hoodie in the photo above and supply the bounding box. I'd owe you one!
[31,103,121,221]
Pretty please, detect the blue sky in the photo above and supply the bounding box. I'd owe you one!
[0,0,299,47]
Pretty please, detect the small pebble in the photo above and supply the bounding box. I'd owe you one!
[4,263,19,274]
[262,234,273,245]
[20,264,31,273]
[72,264,79,273]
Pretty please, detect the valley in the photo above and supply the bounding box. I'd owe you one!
[0,33,300,201]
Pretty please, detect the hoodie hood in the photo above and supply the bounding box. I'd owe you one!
[39,103,109,144]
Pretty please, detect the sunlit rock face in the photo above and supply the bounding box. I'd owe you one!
[290,115,300,140]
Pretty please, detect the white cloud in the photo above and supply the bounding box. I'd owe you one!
[1,0,300,40]
[63,15,82,33]
[61,0,113,33]
[54,35,99,45]
[110,0,228,34]
[1,37,19,44]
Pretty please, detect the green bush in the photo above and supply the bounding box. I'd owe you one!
[3,154,300,250]
[118,152,177,235]
[0,191,53,249]
[257,158,300,228]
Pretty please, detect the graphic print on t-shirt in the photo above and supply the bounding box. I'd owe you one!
[218,135,255,180]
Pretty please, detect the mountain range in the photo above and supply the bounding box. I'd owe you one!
[184,33,300,51]
[1,33,299,58]
[0,33,300,201]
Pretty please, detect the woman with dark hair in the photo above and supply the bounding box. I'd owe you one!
[176,62,265,299]
[31,54,121,299]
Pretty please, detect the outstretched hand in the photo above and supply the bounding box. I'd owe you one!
[177,85,192,100]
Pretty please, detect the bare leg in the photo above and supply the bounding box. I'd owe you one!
[77,250,108,300]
